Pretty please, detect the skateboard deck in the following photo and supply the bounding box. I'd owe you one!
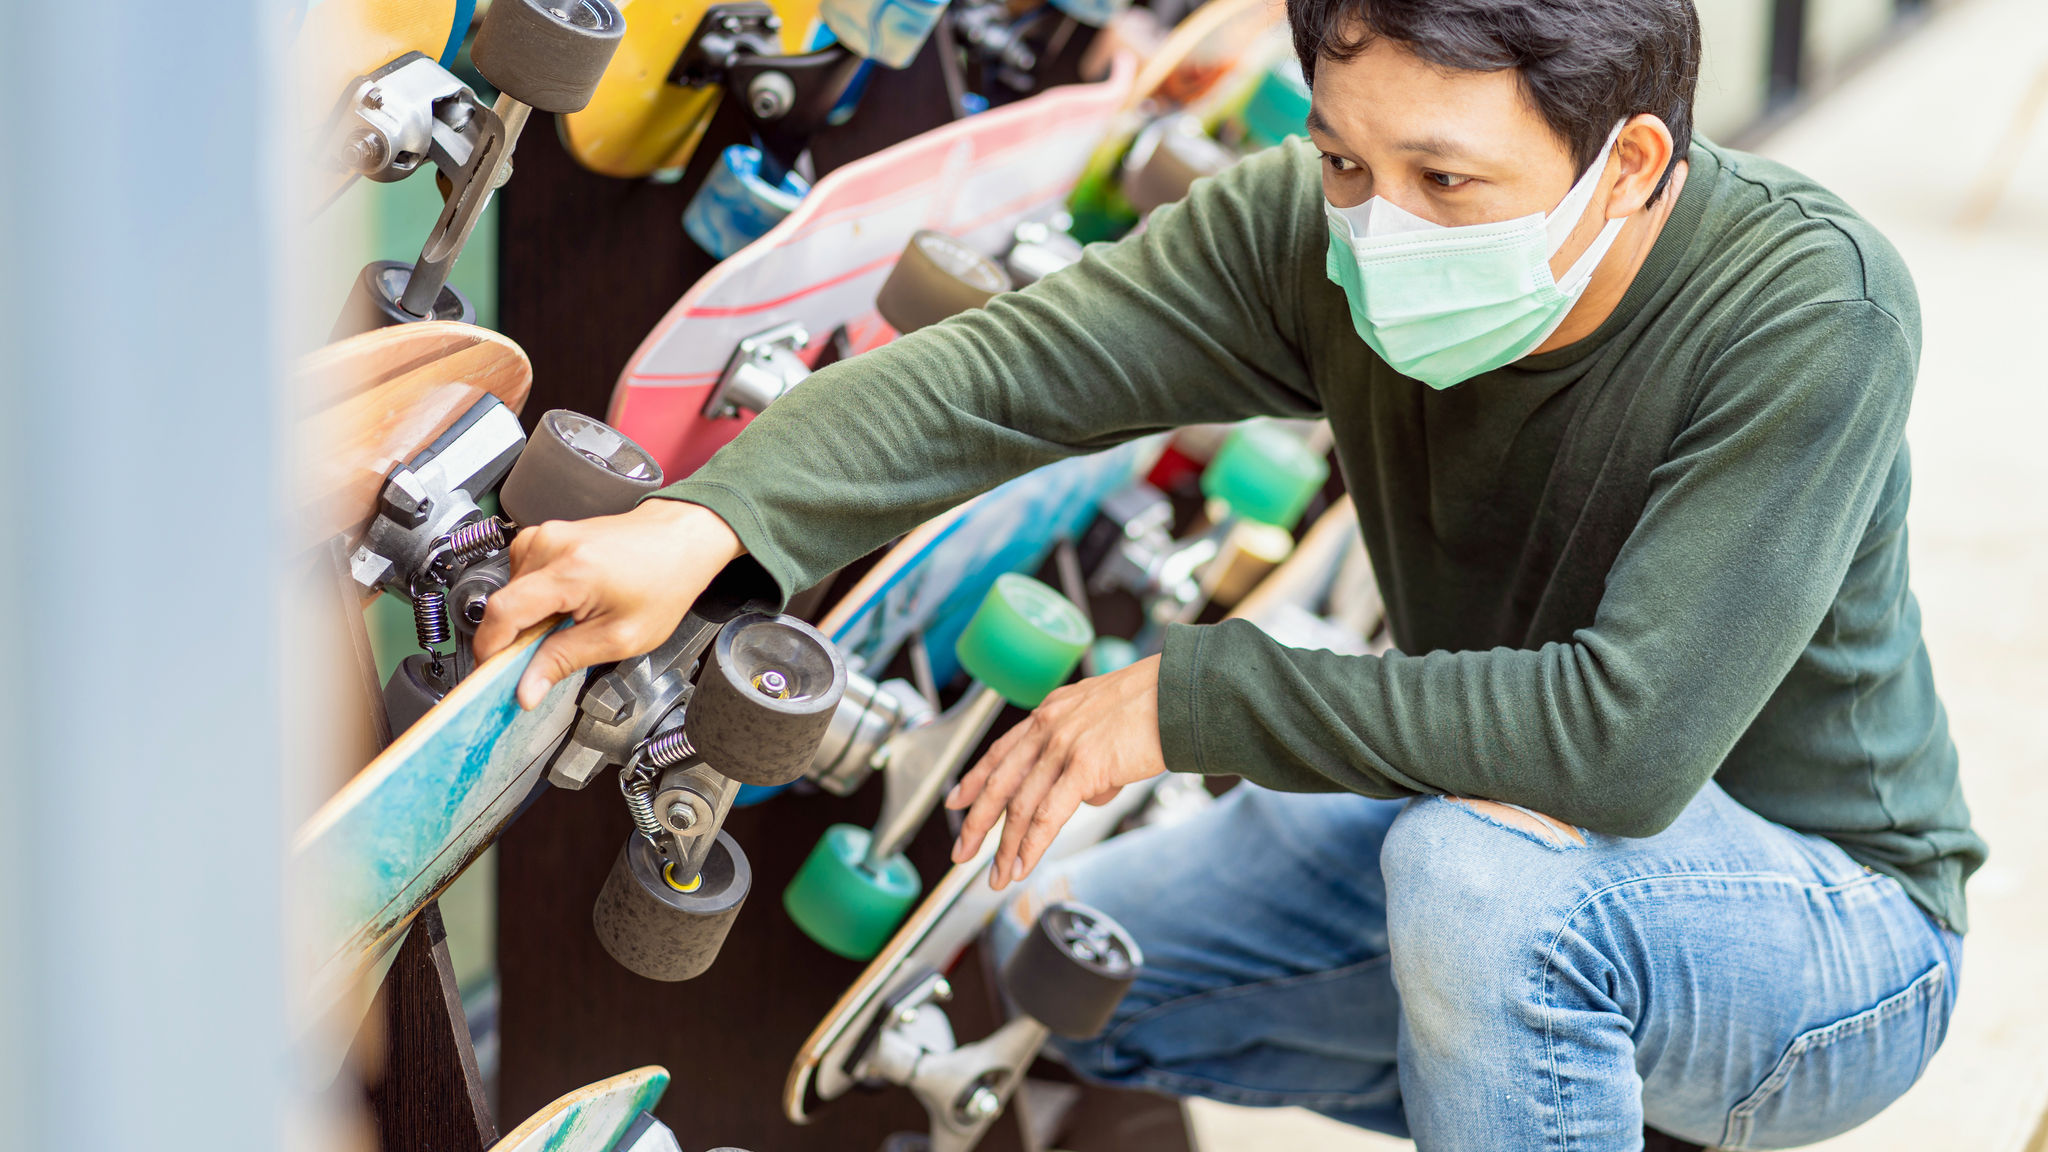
[563,0,826,179]
[608,54,1138,480]
[294,321,532,555]
[294,0,474,125]
[291,617,583,1017]
[785,489,1365,1119]
[817,441,1152,686]
[491,1065,671,1152]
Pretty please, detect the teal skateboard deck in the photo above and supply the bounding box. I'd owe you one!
[292,618,582,1016]
[491,1065,671,1152]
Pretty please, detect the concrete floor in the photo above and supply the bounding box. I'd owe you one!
[1183,1,2048,1148]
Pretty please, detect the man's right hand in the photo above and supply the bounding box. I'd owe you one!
[472,499,745,709]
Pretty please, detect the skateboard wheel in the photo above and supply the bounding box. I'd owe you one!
[1198,423,1328,530]
[1084,636,1139,677]
[1003,220,1085,287]
[683,145,811,260]
[592,831,750,981]
[383,652,451,735]
[332,260,475,338]
[472,0,625,114]
[782,824,921,960]
[1000,900,1141,1039]
[954,574,1093,709]
[1122,115,1236,216]
[498,410,663,526]
[689,614,847,786]
[874,231,1013,335]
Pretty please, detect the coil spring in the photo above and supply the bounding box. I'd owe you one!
[640,727,698,769]
[444,516,513,568]
[619,768,662,842]
[412,587,450,651]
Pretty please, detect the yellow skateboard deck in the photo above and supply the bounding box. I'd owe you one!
[563,0,823,178]
[294,0,472,125]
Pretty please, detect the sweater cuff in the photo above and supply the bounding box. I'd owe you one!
[643,481,791,612]
[1157,622,1209,774]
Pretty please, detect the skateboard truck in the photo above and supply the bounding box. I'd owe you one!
[329,0,626,337]
[587,610,848,980]
[703,321,812,420]
[350,403,664,729]
[784,576,1093,961]
[847,902,1141,1152]
[670,4,865,176]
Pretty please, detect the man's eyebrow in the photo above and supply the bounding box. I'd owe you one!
[1305,106,1336,137]
[1391,133,1476,161]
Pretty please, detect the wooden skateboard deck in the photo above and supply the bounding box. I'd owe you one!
[785,489,1372,1120]
[563,0,825,179]
[607,55,1137,480]
[292,617,584,1017]
[491,1065,671,1152]
[294,321,532,554]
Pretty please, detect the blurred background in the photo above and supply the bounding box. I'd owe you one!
[0,0,2039,1149]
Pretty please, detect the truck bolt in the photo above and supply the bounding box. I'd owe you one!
[666,803,697,830]
[963,1086,1001,1120]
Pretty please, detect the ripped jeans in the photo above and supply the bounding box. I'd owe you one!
[988,782,1961,1151]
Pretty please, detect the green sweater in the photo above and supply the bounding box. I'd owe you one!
[658,138,1983,931]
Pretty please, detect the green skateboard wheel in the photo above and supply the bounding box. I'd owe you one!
[1086,636,1140,677]
[954,574,1094,708]
[1199,423,1329,530]
[782,824,922,961]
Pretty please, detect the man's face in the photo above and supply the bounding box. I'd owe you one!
[1307,32,1587,229]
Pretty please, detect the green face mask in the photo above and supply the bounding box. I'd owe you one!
[1323,123,1626,389]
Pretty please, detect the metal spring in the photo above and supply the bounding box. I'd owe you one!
[443,516,513,568]
[412,587,450,651]
[619,768,662,842]
[640,727,697,769]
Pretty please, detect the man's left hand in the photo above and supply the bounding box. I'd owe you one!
[945,654,1169,890]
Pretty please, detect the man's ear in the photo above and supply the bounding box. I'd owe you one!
[1607,114,1676,217]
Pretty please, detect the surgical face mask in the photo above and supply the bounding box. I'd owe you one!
[1323,122,1627,389]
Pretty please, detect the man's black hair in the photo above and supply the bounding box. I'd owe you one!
[1289,0,1701,200]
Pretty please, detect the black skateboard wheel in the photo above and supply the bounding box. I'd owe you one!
[498,410,663,526]
[331,260,475,339]
[874,230,1013,334]
[1000,900,1142,1039]
[1124,115,1236,216]
[382,652,451,735]
[592,830,750,981]
[471,0,626,114]
[688,613,846,786]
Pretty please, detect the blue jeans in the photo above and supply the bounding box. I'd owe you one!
[989,781,1961,1151]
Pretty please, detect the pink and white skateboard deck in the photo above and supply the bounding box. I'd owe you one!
[608,56,1138,480]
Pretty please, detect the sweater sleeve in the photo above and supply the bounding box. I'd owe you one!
[1159,297,1919,838]
[649,143,1327,602]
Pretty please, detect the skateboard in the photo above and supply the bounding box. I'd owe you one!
[293,320,532,556]
[607,52,1137,479]
[1063,0,1287,240]
[491,1065,672,1152]
[300,0,628,334]
[783,463,1356,1152]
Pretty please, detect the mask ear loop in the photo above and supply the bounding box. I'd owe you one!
[1542,120,1629,255]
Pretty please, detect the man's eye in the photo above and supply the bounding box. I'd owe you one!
[1320,152,1358,173]
[1426,172,1473,188]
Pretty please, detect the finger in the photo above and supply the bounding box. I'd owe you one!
[1084,785,1123,807]
[946,720,1031,811]
[992,757,1063,889]
[1015,775,1087,881]
[953,721,1044,863]
[514,618,633,709]
[475,566,580,662]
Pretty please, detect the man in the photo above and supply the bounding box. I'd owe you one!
[475,0,1983,1145]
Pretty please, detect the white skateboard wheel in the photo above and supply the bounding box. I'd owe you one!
[875,230,1013,334]
[498,410,663,526]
